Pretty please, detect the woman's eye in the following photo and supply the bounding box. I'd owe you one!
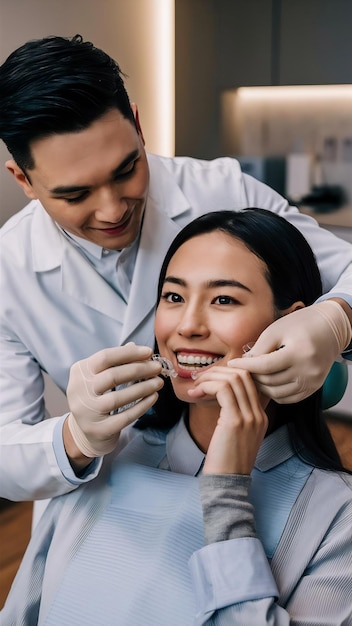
[161,292,184,303]
[213,295,237,305]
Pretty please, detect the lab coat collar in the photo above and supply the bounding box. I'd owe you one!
[29,155,191,327]
[119,154,192,341]
[147,152,192,220]
[29,204,126,319]
[31,203,63,271]
[119,197,181,343]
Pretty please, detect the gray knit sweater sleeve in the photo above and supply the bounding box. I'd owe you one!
[199,474,257,545]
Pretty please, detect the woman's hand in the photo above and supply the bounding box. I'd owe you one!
[188,367,268,475]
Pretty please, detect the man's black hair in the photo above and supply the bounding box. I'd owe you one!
[0,34,135,171]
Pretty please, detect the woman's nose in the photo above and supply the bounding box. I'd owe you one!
[177,305,209,338]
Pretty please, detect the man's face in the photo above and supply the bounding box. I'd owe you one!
[9,108,149,250]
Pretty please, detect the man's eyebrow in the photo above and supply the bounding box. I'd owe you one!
[163,276,252,292]
[49,149,140,195]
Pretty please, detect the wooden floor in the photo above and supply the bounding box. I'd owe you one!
[0,500,33,609]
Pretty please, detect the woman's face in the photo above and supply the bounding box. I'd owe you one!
[155,230,277,403]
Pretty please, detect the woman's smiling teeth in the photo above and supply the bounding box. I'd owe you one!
[176,353,222,369]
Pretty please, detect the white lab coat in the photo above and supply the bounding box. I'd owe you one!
[1,153,352,501]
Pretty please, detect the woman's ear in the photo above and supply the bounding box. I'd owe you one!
[5,160,36,200]
[281,301,306,316]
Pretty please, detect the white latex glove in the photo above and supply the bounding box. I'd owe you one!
[227,301,352,404]
[66,342,163,457]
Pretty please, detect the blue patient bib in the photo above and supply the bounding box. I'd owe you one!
[42,434,205,626]
[42,429,312,625]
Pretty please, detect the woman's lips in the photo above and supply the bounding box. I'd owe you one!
[176,367,195,379]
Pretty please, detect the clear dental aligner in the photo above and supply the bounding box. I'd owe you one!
[115,354,177,413]
[151,354,178,378]
[242,342,256,355]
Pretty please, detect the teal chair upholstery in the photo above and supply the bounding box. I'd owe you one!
[322,361,349,410]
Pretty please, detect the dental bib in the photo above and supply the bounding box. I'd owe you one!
[42,432,204,626]
[41,427,313,625]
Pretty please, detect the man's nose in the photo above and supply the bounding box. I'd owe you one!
[95,187,127,222]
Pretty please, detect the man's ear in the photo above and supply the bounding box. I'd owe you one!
[131,103,145,145]
[281,301,306,316]
[5,160,36,199]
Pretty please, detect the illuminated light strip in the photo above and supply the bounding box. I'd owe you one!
[235,85,352,101]
[151,0,175,156]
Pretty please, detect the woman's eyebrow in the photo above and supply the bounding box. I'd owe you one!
[207,279,252,292]
[49,149,140,195]
[163,276,252,292]
[163,276,186,287]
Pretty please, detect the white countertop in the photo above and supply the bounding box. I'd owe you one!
[299,205,352,228]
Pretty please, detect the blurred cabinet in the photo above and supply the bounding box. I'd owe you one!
[216,0,272,88]
[279,0,352,85]
[175,0,352,157]
[216,0,352,88]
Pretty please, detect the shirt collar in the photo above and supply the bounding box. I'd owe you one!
[58,226,110,259]
[166,417,205,476]
[254,425,298,471]
[58,226,139,271]
[165,419,297,476]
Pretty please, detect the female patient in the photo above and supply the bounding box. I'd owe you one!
[2,209,352,625]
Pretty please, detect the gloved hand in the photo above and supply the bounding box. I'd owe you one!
[227,300,352,403]
[66,342,163,457]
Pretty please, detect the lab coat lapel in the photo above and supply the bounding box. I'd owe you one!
[31,203,126,321]
[61,244,127,320]
[120,199,181,344]
[30,157,193,334]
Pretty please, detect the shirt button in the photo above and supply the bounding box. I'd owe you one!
[102,249,110,256]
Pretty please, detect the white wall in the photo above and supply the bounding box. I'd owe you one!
[0,0,174,225]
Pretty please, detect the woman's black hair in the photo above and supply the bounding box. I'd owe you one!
[0,34,135,171]
[136,208,346,473]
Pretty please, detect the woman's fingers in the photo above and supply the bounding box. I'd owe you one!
[190,366,268,475]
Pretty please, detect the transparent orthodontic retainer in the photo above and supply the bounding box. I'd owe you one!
[151,354,178,378]
[115,354,177,413]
